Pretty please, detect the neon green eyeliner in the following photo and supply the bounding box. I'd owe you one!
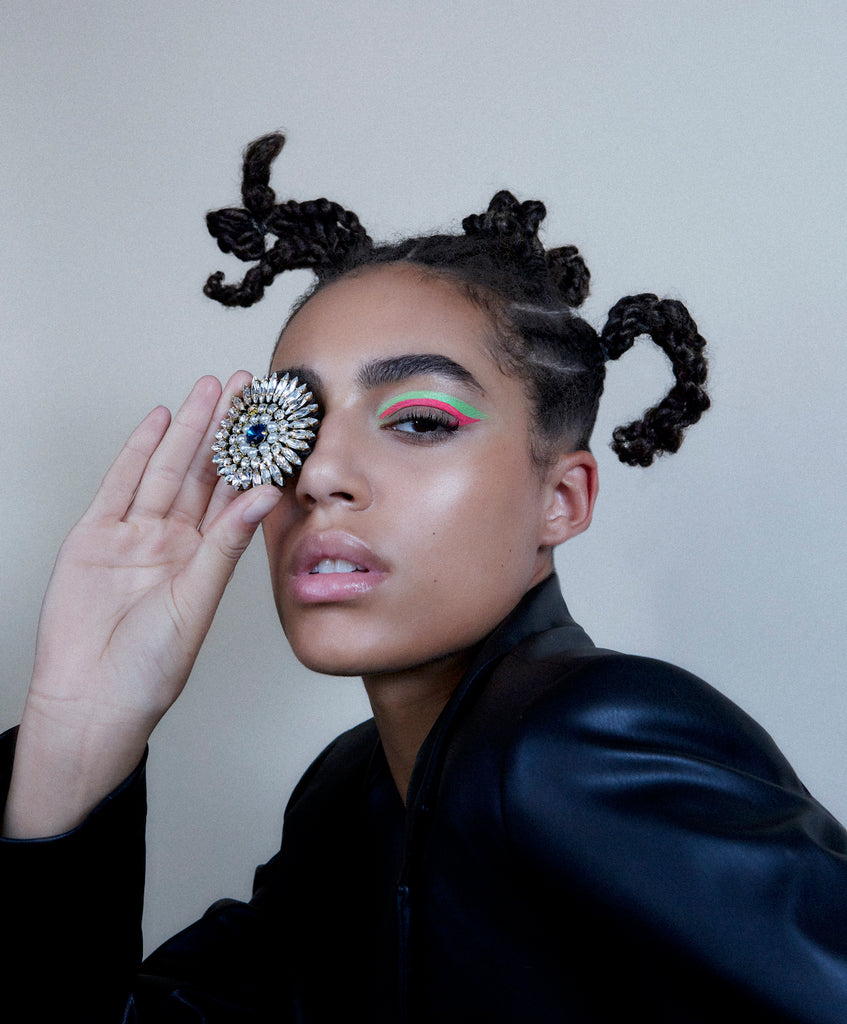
[377,390,488,425]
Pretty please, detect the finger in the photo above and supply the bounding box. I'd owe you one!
[201,475,241,531]
[169,370,254,523]
[177,486,282,607]
[129,376,223,518]
[81,406,172,523]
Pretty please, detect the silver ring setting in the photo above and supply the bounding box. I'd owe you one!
[212,373,319,490]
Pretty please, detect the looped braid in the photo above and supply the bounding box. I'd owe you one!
[600,294,710,466]
[463,191,590,307]
[204,133,373,307]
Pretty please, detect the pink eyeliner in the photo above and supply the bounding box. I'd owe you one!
[377,390,488,425]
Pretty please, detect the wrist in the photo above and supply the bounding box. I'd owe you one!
[2,695,152,839]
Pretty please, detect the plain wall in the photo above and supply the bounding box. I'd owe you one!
[2,0,845,954]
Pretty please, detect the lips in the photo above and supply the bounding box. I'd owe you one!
[288,531,389,603]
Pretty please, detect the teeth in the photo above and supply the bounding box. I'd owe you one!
[310,558,366,574]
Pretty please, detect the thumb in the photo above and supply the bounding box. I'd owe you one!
[188,486,282,594]
[239,486,284,527]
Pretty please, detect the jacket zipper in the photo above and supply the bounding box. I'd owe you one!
[396,882,410,1024]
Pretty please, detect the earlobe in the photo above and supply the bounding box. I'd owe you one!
[539,451,598,548]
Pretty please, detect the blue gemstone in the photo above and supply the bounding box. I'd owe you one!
[245,422,268,446]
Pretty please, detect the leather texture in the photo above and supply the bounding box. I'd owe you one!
[3,574,847,1022]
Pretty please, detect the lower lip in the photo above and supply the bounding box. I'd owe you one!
[289,570,388,604]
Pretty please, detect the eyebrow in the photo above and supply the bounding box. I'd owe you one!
[275,353,485,408]
[356,354,485,394]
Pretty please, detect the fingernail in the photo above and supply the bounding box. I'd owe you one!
[242,489,281,524]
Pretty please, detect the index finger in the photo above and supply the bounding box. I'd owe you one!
[167,370,255,522]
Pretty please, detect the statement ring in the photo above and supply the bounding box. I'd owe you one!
[212,372,319,490]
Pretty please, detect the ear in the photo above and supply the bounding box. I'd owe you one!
[538,450,598,548]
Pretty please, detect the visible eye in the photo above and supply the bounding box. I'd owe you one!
[384,407,460,441]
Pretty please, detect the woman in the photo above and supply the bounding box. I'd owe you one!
[2,134,846,1022]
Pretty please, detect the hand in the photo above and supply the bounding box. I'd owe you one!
[4,373,283,837]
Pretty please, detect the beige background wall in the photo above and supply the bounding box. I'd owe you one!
[2,1,845,953]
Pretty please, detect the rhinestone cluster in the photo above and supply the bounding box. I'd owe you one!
[212,373,319,490]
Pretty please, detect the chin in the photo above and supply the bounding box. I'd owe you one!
[279,613,399,678]
[279,610,471,681]
[290,647,373,678]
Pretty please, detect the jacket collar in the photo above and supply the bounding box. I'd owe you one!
[405,573,592,813]
[460,572,593,687]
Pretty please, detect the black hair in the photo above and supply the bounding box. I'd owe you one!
[205,133,709,467]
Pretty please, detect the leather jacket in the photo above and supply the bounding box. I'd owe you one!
[3,575,847,1021]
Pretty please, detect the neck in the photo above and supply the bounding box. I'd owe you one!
[363,651,472,804]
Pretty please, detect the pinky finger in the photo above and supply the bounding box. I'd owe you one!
[80,406,172,523]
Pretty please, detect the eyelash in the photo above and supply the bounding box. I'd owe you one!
[384,407,460,441]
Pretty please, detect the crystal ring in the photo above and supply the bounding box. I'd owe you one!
[212,372,319,490]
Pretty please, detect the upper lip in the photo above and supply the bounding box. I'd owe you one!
[289,530,390,576]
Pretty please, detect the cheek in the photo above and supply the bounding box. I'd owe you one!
[376,460,544,661]
[261,495,300,579]
[409,456,543,579]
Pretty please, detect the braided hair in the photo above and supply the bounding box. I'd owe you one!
[205,133,709,467]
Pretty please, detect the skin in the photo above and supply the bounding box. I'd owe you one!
[3,263,597,837]
[264,265,598,798]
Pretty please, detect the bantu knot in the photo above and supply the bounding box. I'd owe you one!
[462,190,546,241]
[545,245,590,308]
[463,191,589,307]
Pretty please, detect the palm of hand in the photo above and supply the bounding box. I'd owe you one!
[27,374,282,733]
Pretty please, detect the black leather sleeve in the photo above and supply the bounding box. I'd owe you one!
[501,653,847,1023]
[0,728,292,1023]
[0,727,147,1021]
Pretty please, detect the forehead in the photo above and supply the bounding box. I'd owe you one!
[271,265,496,377]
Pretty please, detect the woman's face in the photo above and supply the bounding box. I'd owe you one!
[262,264,566,679]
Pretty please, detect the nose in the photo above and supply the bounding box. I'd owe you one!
[294,412,373,511]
